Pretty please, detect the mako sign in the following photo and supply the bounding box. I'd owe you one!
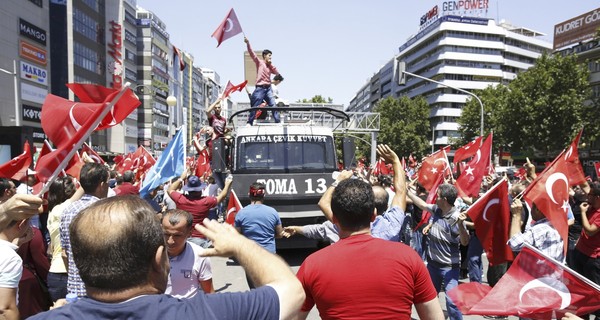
[20,61,47,86]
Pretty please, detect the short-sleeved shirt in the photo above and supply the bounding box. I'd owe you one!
[0,239,22,288]
[234,204,281,253]
[169,192,217,238]
[166,242,212,299]
[114,182,139,196]
[60,194,100,297]
[48,200,72,273]
[30,286,279,320]
[297,234,436,319]
[576,207,600,258]
[425,205,461,266]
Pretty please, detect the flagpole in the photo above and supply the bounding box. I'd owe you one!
[37,82,133,196]
[523,243,600,292]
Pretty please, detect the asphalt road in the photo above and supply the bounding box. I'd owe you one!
[210,246,521,319]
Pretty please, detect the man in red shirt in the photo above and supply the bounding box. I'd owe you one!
[167,173,232,248]
[114,171,139,196]
[296,177,444,320]
[573,181,600,290]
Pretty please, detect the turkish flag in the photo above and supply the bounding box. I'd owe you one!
[523,130,586,256]
[453,136,483,164]
[465,179,513,265]
[408,153,417,168]
[225,189,243,225]
[81,142,105,164]
[114,153,133,174]
[448,244,600,318]
[211,8,243,47]
[64,153,84,180]
[172,45,186,71]
[417,146,450,191]
[222,80,248,99]
[595,162,600,180]
[41,84,139,148]
[455,133,493,198]
[195,149,212,179]
[372,158,391,176]
[425,172,445,205]
[130,147,155,181]
[0,141,32,180]
[563,129,586,186]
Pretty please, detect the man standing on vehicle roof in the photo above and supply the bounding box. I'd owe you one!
[245,36,281,126]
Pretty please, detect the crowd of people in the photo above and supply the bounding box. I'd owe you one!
[1,134,600,319]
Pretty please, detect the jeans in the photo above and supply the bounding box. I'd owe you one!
[248,86,279,125]
[187,237,212,249]
[467,235,483,283]
[47,272,68,302]
[427,262,463,320]
[411,229,427,261]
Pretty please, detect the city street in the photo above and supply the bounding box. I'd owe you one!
[210,246,518,320]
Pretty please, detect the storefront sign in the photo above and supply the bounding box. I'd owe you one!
[22,104,42,123]
[20,41,47,65]
[554,7,600,49]
[19,18,47,46]
[20,82,47,104]
[20,61,47,86]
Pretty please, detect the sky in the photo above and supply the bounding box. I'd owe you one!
[138,1,599,107]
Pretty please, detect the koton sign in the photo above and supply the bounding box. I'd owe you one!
[20,61,47,86]
[20,41,47,65]
[554,7,600,49]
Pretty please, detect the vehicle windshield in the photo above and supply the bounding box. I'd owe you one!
[235,135,336,172]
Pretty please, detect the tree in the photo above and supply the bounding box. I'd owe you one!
[298,95,333,103]
[374,96,431,159]
[458,53,595,159]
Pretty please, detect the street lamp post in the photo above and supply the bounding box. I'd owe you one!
[402,70,484,137]
[0,61,20,127]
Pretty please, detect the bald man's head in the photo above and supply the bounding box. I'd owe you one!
[372,185,389,215]
[70,195,166,292]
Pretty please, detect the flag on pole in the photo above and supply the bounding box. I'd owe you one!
[221,80,248,99]
[453,136,483,164]
[455,133,493,198]
[465,179,513,265]
[41,83,140,149]
[139,127,186,199]
[211,8,243,47]
[81,143,105,164]
[225,189,243,225]
[36,84,135,193]
[172,45,186,71]
[417,146,451,191]
[448,244,600,318]
[0,141,32,180]
[194,148,211,179]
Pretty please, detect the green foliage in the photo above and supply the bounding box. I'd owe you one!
[298,95,333,103]
[374,96,431,159]
[459,53,594,159]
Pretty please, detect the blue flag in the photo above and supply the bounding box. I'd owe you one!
[139,127,186,198]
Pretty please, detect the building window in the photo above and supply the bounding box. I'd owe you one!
[74,42,102,74]
[124,30,136,45]
[74,8,100,43]
[81,0,103,12]
[125,49,136,62]
[125,68,137,82]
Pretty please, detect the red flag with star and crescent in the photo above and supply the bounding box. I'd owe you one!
[42,84,140,149]
[465,179,513,265]
[222,80,248,99]
[225,189,243,225]
[0,141,32,180]
[417,146,450,192]
[453,136,483,164]
[81,143,105,165]
[448,244,600,318]
[455,133,493,198]
[522,130,586,256]
[172,45,186,71]
[211,8,243,47]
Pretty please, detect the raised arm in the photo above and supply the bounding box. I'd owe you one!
[205,97,222,119]
[215,175,233,204]
[244,37,259,64]
[318,170,354,222]
[0,194,43,231]
[197,219,305,320]
[580,202,600,236]
[376,145,406,211]
[167,168,189,197]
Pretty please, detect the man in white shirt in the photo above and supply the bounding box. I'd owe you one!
[162,209,213,298]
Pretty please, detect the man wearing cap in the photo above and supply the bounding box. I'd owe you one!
[167,170,232,248]
[234,181,285,289]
